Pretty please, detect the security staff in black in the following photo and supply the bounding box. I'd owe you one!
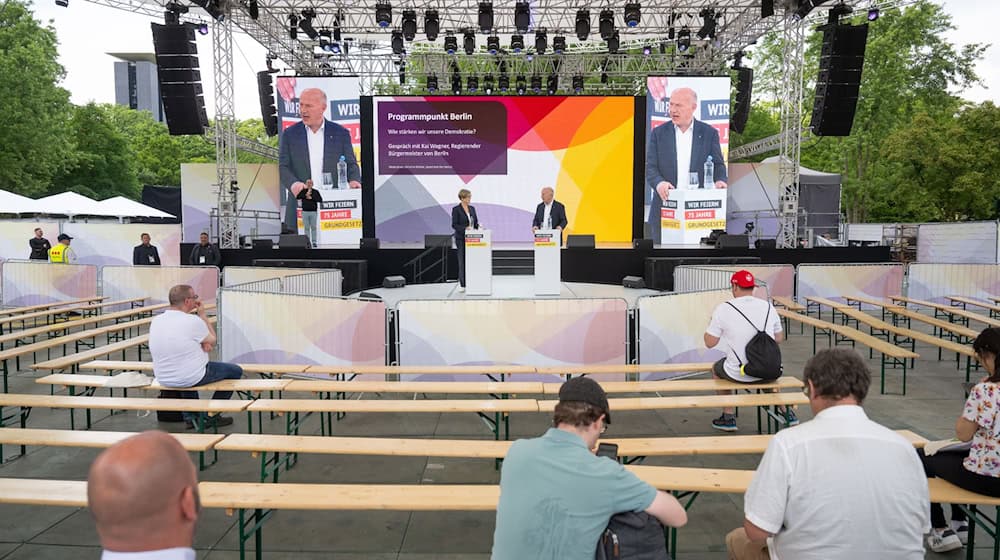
[132,233,161,266]
[29,228,51,260]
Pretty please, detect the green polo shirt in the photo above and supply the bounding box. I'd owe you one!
[491,428,658,559]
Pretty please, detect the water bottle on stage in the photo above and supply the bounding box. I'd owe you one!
[703,156,714,189]
[337,156,348,190]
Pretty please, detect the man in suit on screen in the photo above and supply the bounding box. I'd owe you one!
[278,88,361,232]
[531,187,568,244]
[645,87,728,244]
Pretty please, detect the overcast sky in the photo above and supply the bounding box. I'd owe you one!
[29,0,998,119]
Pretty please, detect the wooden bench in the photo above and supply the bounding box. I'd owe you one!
[949,296,1000,319]
[804,295,851,324]
[0,297,120,335]
[892,296,1000,329]
[772,296,806,334]
[0,301,166,349]
[777,308,919,394]
[540,376,804,395]
[0,296,107,320]
[36,374,291,395]
[0,427,223,465]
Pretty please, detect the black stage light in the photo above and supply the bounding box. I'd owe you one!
[288,13,299,39]
[463,29,476,54]
[624,2,640,27]
[510,34,524,53]
[375,2,391,28]
[444,33,457,54]
[483,74,494,94]
[697,8,716,40]
[677,27,691,52]
[401,9,416,41]
[530,75,541,93]
[572,75,584,93]
[599,9,615,40]
[535,28,547,54]
[487,35,500,54]
[478,1,493,33]
[546,74,558,94]
[607,31,620,54]
[514,1,530,33]
[575,10,590,41]
[451,72,462,94]
[553,35,566,54]
[299,8,318,40]
[516,75,526,95]
[467,75,479,93]
[391,30,404,54]
[426,75,438,92]
[191,0,225,20]
[498,73,510,92]
[424,9,439,40]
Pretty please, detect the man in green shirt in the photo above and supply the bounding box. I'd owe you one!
[492,377,687,559]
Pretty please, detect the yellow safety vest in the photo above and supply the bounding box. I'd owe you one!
[48,244,68,263]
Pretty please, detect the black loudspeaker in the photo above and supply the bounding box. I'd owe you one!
[622,276,646,289]
[382,275,406,288]
[251,238,274,250]
[279,234,311,248]
[633,238,654,251]
[761,0,774,18]
[731,67,753,134]
[810,23,869,137]
[424,234,453,248]
[360,237,380,250]
[566,234,596,249]
[717,234,750,249]
[257,71,279,137]
[755,239,778,249]
[151,23,209,135]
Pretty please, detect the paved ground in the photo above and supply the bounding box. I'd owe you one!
[0,309,991,559]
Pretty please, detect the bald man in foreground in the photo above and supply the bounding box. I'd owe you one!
[88,431,200,559]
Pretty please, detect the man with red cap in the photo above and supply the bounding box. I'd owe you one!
[703,270,788,431]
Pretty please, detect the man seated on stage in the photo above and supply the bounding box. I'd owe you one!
[726,349,929,560]
[492,377,687,559]
[149,284,242,429]
[88,431,200,559]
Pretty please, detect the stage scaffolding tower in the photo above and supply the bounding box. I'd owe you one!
[777,10,805,249]
[213,7,240,249]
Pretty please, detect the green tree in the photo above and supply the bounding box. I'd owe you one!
[54,103,139,199]
[0,0,75,196]
[103,103,214,186]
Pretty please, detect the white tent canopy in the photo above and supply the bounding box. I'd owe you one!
[0,189,40,214]
[34,192,113,217]
[96,196,176,219]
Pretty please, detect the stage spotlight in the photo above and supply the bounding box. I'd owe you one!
[510,34,524,53]
[599,9,614,40]
[164,2,187,24]
[867,7,880,20]
[191,0,225,21]
[514,1,530,33]
[463,30,476,54]
[451,73,462,94]
[697,8,716,40]
[478,2,493,33]
[299,8,318,40]
[498,74,510,92]
[288,13,299,39]
[515,75,526,95]
[401,9,416,41]
[553,35,566,54]
[328,40,341,53]
[534,29,547,54]
[677,27,691,52]
[398,60,406,85]
[792,0,829,21]
[375,2,391,28]
[444,33,457,54]
[195,23,209,34]
[426,75,438,92]
[600,71,608,83]
[624,2,641,27]
[244,0,258,20]
[575,10,590,41]
[642,45,651,56]
[607,31,620,54]
[467,75,479,93]
[546,74,558,94]
[530,75,541,94]
[391,30,404,54]
[483,74,494,94]
[424,9,439,40]
[487,35,500,54]
[319,28,331,49]
[333,17,341,41]
[572,75,584,93]
[55,0,68,7]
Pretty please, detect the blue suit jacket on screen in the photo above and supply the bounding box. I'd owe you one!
[278,119,361,228]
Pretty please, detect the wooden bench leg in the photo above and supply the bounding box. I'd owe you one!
[238,507,271,560]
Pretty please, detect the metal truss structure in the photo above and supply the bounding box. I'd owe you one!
[776,11,805,249]
[213,11,242,249]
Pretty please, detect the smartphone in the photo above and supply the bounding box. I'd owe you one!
[596,442,619,462]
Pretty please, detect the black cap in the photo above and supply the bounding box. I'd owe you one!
[558,376,611,424]
[57,234,72,241]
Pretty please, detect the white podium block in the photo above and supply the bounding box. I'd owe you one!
[660,188,728,245]
[297,188,363,245]
[533,229,561,295]
[464,229,492,296]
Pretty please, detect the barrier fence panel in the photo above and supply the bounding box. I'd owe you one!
[1,260,98,306]
[62,223,183,266]
[396,298,629,381]
[101,265,219,306]
[281,270,343,297]
[796,263,904,308]
[675,264,793,298]
[222,266,329,287]
[0,221,60,261]
[917,222,999,264]
[637,288,731,380]
[219,288,385,366]
[907,263,1000,304]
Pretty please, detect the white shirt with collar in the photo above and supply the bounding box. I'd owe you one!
[542,202,552,228]
[673,122,695,190]
[102,547,196,560]
[744,404,929,560]
[305,120,325,187]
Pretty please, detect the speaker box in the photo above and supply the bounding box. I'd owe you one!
[755,239,778,250]
[251,238,274,250]
[257,71,279,137]
[151,23,209,136]
[279,234,311,248]
[360,237,380,250]
[810,23,869,137]
[566,234,596,249]
[424,234,453,248]
[731,67,753,134]
[717,234,750,249]
[633,238,654,251]
[383,275,406,288]
[622,276,646,289]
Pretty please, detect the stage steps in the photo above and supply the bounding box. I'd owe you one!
[493,250,534,275]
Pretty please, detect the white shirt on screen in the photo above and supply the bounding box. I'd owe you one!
[674,123,694,190]
[744,405,929,560]
[705,296,782,381]
[149,310,209,388]
[543,203,552,228]
[306,120,325,185]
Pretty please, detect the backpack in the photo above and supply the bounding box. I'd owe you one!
[726,301,783,380]
[595,511,671,560]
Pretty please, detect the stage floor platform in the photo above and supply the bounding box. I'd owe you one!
[352,276,660,307]
[316,241,705,250]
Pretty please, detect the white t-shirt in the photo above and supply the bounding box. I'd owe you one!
[306,121,325,186]
[705,296,782,381]
[148,310,209,387]
[745,405,930,560]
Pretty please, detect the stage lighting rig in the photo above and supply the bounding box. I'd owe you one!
[510,34,524,53]
[516,75,527,95]
[535,29,547,54]
[599,9,615,40]
[514,2,530,33]
[401,9,416,41]
[467,75,479,93]
[697,8,717,40]
[547,74,558,94]
[424,9,439,40]
[391,30,403,54]
[164,2,187,25]
[607,31,620,54]
[298,9,318,40]
[530,75,541,94]
[572,75,584,94]
[575,10,590,41]
[553,35,566,54]
[487,35,500,55]
[463,30,476,54]
[191,0,225,21]
[484,74,495,94]
[498,74,510,92]
[375,2,392,28]
[427,75,438,92]
[478,2,493,33]
[624,3,640,27]
[288,13,299,39]
[677,27,691,52]
[444,33,457,54]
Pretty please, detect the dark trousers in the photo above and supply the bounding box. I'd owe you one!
[919,448,1000,527]
[456,237,467,287]
[175,361,244,421]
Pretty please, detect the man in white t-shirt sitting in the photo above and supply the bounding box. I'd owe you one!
[149,284,243,429]
[704,270,787,432]
[725,348,929,560]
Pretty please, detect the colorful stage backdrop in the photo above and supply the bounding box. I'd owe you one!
[0,221,60,261]
[373,96,634,244]
[181,163,281,243]
[1,260,98,306]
